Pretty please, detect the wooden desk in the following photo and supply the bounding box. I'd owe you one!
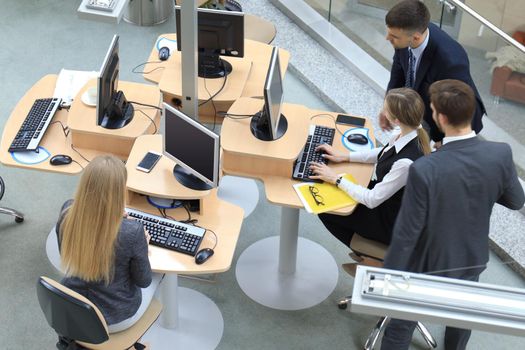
[0,75,162,174]
[0,75,85,174]
[244,14,277,44]
[142,35,290,122]
[221,97,375,310]
[126,135,244,348]
[222,97,375,211]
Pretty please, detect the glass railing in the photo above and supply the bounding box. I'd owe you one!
[302,0,525,174]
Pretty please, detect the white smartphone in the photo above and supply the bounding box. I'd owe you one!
[136,151,162,173]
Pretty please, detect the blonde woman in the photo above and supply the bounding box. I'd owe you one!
[56,155,161,333]
[310,88,430,250]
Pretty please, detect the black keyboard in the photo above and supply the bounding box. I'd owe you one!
[292,125,335,182]
[9,97,62,152]
[125,208,205,257]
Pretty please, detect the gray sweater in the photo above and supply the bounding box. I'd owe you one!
[56,200,152,325]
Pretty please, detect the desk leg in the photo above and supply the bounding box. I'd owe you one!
[160,273,179,329]
[235,207,339,310]
[278,207,299,274]
[217,175,259,218]
[142,274,224,349]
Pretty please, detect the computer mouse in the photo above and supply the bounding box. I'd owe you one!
[158,46,170,61]
[195,248,214,265]
[346,134,369,145]
[50,154,72,166]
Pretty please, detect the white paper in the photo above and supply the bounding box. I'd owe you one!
[53,69,98,106]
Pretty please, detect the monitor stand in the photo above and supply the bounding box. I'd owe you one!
[173,164,213,191]
[100,90,134,129]
[250,111,288,141]
[198,52,233,79]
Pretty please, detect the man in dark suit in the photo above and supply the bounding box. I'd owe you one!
[380,79,524,350]
[382,0,485,145]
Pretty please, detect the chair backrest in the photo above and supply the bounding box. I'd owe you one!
[36,276,109,345]
[350,233,387,261]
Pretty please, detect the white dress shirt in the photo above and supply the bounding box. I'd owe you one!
[442,131,476,145]
[338,129,419,209]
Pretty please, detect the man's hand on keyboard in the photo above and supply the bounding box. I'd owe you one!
[309,161,338,184]
[315,144,348,163]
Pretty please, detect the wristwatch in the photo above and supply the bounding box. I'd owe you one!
[335,176,343,187]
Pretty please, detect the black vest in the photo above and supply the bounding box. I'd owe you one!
[368,137,424,233]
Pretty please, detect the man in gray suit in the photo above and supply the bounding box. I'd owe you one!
[380,79,525,350]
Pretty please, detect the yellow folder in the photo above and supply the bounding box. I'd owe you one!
[293,174,358,214]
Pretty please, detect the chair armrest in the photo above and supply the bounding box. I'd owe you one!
[491,66,513,96]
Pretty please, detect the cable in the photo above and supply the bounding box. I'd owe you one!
[202,74,218,131]
[217,111,255,119]
[198,227,218,250]
[70,143,91,163]
[49,121,84,169]
[310,113,347,137]
[136,109,158,134]
[129,101,162,110]
[131,61,166,75]
[50,121,70,137]
[154,202,197,225]
[71,159,84,169]
[198,63,228,107]
[181,202,198,224]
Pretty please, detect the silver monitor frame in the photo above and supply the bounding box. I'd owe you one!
[264,47,284,140]
[96,34,119,125]
[162,103,220,188]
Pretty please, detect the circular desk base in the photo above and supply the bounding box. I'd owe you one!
[235,236,338,310]
[142,287,223,349]
[45,228,61,272]
[218,175,259,218]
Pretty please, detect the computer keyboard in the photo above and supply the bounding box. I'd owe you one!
[8,97,62,152]
[292,125,335,182]
[125,208,205,257]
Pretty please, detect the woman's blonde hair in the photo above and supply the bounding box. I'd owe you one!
[384,88,431,155]
[60,155,127,284]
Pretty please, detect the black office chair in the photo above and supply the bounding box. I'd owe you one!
[36,276,162,350]
[338,233,437,350]
[0,175,24,223]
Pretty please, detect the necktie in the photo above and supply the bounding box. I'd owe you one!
[406,49,415,88]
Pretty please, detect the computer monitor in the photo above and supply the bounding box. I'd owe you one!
[175,6,244,79]
[96,35,134,129]
[162,103,220,191]
[250,46,288,141]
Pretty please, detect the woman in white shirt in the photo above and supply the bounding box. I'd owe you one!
[310,88,431,248]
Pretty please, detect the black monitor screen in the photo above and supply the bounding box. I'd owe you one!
[95,35,134,129]
[175,6,244,57]
[163,104,220,187]
[175,6,244,78]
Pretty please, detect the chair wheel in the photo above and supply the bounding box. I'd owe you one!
[338,301,348,310]
[15,216,24,223]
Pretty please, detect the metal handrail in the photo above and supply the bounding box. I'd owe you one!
[445,0,525,54]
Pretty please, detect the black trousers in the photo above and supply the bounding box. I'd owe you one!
[318,204,392,247]
[380,275,480,350]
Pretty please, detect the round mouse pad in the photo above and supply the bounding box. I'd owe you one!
[341,127,373,152]
[11,146,51,164]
